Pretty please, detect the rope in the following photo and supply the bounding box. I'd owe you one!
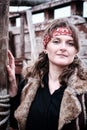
[0,103,10,107]
[0,94,10,99]
[0,94,10,126]
[0,110,10,116]
[0,115,9,126]
[0,98,10,102]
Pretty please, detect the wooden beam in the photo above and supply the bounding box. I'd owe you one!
[20,13,25,57]
[44,8,54,21]
[0,0,10,129]
[10,0,50,6]
[26,10,38,63]
[71,1,84,16]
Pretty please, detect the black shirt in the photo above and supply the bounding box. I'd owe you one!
[10,74,66,130]
[26,74,66,130]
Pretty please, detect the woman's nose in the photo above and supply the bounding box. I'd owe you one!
[60,42,66,50]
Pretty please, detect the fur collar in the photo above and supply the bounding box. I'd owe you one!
[14,66,87,130]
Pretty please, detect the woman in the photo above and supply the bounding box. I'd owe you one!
[7,19,87,130]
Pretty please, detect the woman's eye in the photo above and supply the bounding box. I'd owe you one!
[53,40,60,44]
[67,42,74,46]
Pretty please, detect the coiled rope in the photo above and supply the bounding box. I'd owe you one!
[0,94,10,126]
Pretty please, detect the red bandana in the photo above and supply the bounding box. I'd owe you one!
[52,27,72,37]
[43,27,72,48]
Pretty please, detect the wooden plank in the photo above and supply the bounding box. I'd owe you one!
[26,10,38,62]
[20,14,25,57]
[0,0,10,129]
[10,0,50,6]
[31,0,75,13]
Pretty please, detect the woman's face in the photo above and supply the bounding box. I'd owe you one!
[45,35,78,67]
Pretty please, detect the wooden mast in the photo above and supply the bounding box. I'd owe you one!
[0,0,10,129]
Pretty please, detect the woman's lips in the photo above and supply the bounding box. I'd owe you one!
[57,54,68,57]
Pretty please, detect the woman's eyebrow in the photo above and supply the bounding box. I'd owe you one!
[67,39,74,42]
[52,37,60,40]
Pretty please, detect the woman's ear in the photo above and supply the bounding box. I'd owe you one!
[44,49,47,54]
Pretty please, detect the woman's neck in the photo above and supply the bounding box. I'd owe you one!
[48,64,65,94]
[49,63,65,80]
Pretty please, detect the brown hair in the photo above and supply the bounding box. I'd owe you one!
[43,19,80,51]
[25,19,81,86]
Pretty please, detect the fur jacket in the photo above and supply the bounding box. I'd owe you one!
[14,63,87,130]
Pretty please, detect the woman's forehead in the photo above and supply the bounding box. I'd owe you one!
[52,35,74,40]
[51,27,72,36]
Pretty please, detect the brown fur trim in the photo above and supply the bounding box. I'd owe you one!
[68,68,87,94]
[14,77,40,130]
[58,87,82,130]
[14,65,87,130]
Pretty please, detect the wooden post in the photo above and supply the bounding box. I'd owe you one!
[44,9,54,21]
[71,1,84,16]
[20,13,25,57]
[0,0,10,129]
[26,10,38,63]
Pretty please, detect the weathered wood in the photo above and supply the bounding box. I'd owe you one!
[0,0,10,129]
[44,8,54,21]
[9,0,85,16]
[20,14,25,57]
[9,0,86,7]
[10,0,50,6]
[71,1,84,16]
[26,10,38,62]
[31,0,84,13]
